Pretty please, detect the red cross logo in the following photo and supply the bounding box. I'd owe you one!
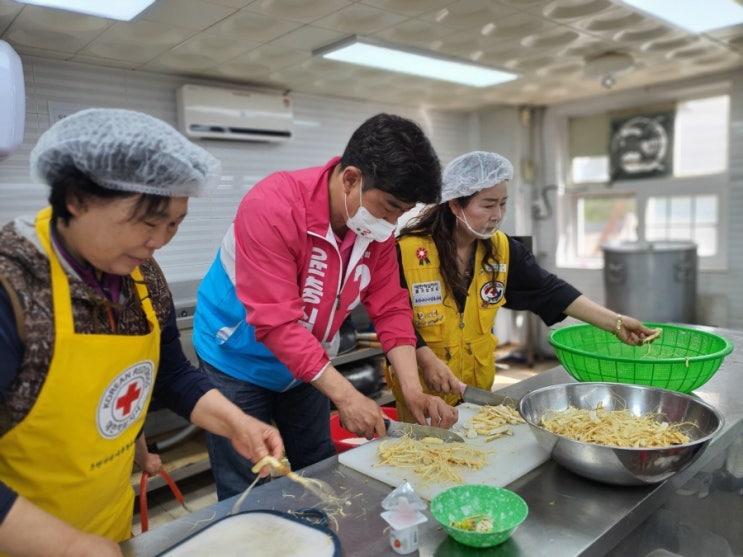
[97,360,154,439]
[115,382,142,417]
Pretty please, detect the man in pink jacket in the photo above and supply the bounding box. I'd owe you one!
[193,113,458,499]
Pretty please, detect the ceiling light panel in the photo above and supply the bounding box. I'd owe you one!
[621,0,743,34]
[14,0,156,21]
[315,37,518,87]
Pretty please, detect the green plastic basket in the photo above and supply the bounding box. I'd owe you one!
[548,323,733,393]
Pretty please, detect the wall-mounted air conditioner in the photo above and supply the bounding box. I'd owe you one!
[176,84,293,143]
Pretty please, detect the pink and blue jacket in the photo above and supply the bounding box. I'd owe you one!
[192,157,416,391]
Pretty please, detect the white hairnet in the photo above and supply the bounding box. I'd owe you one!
[441,151,514,203]
[30,108,220,197]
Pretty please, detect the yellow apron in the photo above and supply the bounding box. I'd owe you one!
[0,207,160,543]
[388,233,509,422]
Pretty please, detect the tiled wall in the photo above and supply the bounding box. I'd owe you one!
[2,55,740,332]
[0,55,473,298]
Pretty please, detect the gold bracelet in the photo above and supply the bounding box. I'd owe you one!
[613,314,623,336]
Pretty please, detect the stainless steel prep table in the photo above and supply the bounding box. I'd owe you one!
[121,326,743,557]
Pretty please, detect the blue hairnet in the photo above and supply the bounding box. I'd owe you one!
[30,108,220,197]
[441,151,514,202]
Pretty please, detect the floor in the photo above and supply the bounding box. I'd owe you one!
[131,348,558,536]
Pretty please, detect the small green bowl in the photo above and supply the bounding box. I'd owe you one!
[430,485,528,548]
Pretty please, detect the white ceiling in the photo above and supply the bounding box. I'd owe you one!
[2,0,743,110]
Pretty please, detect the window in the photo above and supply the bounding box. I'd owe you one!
[562,93,729,270]
[646,194,718,256]
[674,96,728,177]
[572,156,609,184]
[577,195,637,258]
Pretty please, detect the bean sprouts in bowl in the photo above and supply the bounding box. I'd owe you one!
[518,382,723,485]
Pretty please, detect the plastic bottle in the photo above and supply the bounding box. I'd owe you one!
[380,482,428,555]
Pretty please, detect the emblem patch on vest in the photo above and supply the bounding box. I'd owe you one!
[96,360,154,439]
[412,281,443,306]
[415,246,431,265]
[480,281,504,305]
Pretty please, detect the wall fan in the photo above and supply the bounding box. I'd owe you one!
[609,110,674,181]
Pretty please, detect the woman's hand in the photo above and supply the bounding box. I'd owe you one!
[0,496,124,557]
[614,314,662,346]
[563,296,663,347]
[189,389,285,478]
[402,390,459,429]
[133,435,163,476]
[417,348,461,394]
[229,416,285,478]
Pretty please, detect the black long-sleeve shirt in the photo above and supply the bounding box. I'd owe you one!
[397,234,581,348]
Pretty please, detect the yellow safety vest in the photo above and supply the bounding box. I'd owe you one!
[0,207,160,544]
[388,233,509,422]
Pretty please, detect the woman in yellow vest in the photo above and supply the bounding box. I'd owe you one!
[388,151,658,422]
[0,109,284,557]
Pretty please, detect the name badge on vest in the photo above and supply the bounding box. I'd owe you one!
[412,281,443,307]
[484,263,507,273]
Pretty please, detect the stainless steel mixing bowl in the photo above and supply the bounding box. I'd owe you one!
[519,382,723,485]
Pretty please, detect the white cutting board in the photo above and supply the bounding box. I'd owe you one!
[338,403,550,502]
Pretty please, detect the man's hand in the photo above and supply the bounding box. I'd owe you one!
[335,393,388,440]
[313,363,391,439]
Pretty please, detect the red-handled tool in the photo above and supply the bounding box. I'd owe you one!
[138,468,190,533]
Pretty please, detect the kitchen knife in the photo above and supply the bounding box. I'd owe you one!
[458,382,519,408]
[383,418,465,443]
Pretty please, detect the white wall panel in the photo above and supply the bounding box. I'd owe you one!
[728,72,743,183]
[0,56,471,298]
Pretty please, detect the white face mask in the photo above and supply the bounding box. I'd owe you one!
[345,181,396,242]
[456,210,499,240]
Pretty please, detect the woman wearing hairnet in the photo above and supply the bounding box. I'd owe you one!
[0,109,283,556]
[386,151,659,422]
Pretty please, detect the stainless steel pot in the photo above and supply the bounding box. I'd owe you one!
[602,241,697,323]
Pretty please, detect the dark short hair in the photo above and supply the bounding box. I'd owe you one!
[340,113,441,204]
[48,165,170,225]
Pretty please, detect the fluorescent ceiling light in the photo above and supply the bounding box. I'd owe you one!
[314,37,517,88]
[14,0,156,21]
[621,0,743,34]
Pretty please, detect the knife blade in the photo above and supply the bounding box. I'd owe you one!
[458,382,519,408]
[383,418,464,443]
